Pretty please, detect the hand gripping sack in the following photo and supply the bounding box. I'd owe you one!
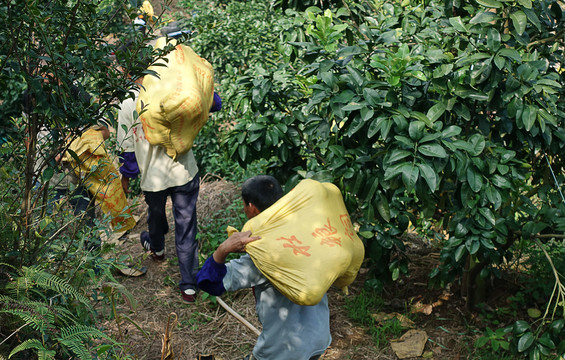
[67,128,136,233]
[137,37,215,159]
[240,179,365,306]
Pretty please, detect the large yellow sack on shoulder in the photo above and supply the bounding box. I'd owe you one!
[240,179,365,306]
[137,37,215,159]
[67,129,136,233]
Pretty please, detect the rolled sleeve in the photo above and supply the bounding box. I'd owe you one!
[118,152,140,178]
[210,92,222,113]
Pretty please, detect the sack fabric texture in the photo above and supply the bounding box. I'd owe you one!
[137,37,215,160]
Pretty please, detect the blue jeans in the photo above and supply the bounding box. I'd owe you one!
[144,174,200,292]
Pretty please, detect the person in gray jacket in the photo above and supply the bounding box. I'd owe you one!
[196,175,331,360]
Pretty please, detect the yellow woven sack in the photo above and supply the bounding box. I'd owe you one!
[237,179,365,306]
[67,129,136,233]
[137,37,215,159]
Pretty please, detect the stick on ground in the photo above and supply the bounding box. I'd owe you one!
[216,297,261,337]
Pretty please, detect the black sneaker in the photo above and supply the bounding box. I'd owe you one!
[140,231,165,261]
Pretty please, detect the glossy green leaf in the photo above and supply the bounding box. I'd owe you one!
[363,88,381,106]
[238,144,247,162]
[455,244,466,262]
[320,71,336,87]
[417,162,437,191]
[401,165,419,190]
[388,149,412,163]
[470,11,499,24]
[376,192,391,222]
[510,10,527,35]
[395,136,414,148]
[420,132,442,144]
[342,102,364,111]
[479,207,496,226]
[522,105,537,131]
[381,119,393,139]
[517,332,534,352]
[418,144,447,158]
[517,0,532,8]
[468,134,486,156]
[467,167,483,192]
[498,48,522,63]
[449,17,467,32]
[361,107,374,121]
[485,186,502,209]
[480,238,496,249]
[476,0,502,8]
[368,117,382,138]
[468,240,480,254]
[409,121,425,140]
[487,28,501,51]
[427,101,447,122]
[494,55,505,69]
[514,320,530,334]
[491,174,511,189]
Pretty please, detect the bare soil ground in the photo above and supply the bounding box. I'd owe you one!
[101,177,488,360]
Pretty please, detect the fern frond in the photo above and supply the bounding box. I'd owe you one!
[8,339,55,359]
[58,325,113,360]
[49,305,82,328]
[23,266,92,308]
[58,339,91,360]
[58,324,111,342]
[0,296,55,332]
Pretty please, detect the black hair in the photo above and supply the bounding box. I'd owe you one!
[241,175,283,212]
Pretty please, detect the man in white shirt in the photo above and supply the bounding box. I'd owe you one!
[117,76,221,303]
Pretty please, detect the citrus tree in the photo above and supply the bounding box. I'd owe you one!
[215,0,565,357]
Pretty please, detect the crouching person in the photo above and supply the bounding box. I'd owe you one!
[196,175,331,360]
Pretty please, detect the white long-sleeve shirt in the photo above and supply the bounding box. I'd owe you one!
[116,92,198,192]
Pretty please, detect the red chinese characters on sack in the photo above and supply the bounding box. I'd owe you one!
[312,218,342,247]
[276,235,311,256]
[340,214,356,241]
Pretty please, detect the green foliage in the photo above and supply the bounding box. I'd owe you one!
[476,318,565,359]
[197,196,248,261]
[0,265,117,359]
[178,0,288,178]
[220,0,565,303]
[518,240,565,303]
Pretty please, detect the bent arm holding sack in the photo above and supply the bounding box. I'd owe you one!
[196,176,331,360]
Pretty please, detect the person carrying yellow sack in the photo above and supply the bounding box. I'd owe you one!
[197,175,363,360]
[66,126,137,235]
[117,58,222,303]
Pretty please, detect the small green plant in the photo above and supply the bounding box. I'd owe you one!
[180,311,213,331]
[475,326,511,353]
[344,288,407,348]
